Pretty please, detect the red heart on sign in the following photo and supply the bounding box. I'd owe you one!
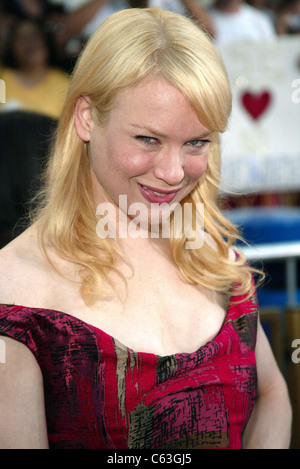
[241,91,271,120]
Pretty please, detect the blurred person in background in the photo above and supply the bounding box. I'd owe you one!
[0,18,69,119]
[47,0,130,47]
[0,0,47,20]
[46,0,215,64]
[276,0,300,34]
[0,1,14,61]
[208,0,276,43]
[246,0,279,25]
[45,1,143,71]
[146,0,215,35]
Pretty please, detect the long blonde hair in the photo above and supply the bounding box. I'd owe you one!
[33,7,261,303]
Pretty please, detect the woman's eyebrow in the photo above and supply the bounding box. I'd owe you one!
[130,124,212,140]
[130,124,167,138]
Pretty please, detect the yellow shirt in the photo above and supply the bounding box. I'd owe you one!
[0,68,69,119]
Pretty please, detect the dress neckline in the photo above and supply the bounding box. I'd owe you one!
[0,295,239,360]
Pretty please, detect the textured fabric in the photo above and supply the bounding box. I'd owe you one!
[0,287,258,449]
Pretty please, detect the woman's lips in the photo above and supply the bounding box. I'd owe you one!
[138,183,181,204]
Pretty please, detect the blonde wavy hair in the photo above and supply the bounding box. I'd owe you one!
[32,7,262,304]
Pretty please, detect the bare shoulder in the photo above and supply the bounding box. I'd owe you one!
[0,223,82,310]
[0,336,43,388]
[0,336,48,448]
[0,224,51,305]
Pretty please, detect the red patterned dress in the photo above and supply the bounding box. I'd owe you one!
[0,285,258,449]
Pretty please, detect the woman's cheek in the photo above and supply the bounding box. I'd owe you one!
[116,151,154,175]
[185,155,208,180]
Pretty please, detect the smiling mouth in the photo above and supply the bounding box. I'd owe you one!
[138,184,181,204]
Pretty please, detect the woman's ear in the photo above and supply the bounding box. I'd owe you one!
[74,96,94,142]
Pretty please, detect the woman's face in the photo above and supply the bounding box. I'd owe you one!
[76,79,212,231]
[13,21,48,69]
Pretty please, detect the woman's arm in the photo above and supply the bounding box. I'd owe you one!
[243,320,292,449]
[0,336,49,449]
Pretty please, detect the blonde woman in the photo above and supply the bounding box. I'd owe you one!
[0,7,291,449]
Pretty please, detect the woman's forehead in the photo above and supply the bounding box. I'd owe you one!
[105,79,210,136]
[110,78,200,117]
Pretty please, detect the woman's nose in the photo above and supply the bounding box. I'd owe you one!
[153,147,185,186]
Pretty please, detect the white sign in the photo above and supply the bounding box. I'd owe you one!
[218,36,300,193]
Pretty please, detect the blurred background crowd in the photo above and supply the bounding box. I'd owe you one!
[0,0,299,121]
[0,0,299,118]
[1,0,300,448]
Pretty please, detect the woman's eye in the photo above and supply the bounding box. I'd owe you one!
[187,139,211,149]
[135,135,158,145]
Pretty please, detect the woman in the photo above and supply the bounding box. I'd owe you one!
[1,18,69,119]
[0,7,291,449]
